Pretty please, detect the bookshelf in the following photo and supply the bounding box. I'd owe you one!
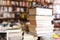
[53,0,60,28]
[0,0,53,20]
[0,0,29,22]
[0,0,29,31]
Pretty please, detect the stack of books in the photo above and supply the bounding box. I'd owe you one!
[36,8,53,36]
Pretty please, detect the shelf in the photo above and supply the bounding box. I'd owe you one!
[0,18,15,19]
[4,0,36,2]
[11,0,27,1]
[29,7,36,8]
[0,5,12,7]
[0,11,27,13]
[0,18,20,20]
[54,18,60,20]
[0,5,28,8]
[4,0,23,1]
[54,26,60,28]
[53,22,60,24]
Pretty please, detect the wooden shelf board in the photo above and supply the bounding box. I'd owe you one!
[0,5,28,8]
[0,18,20,20]
[54,18,60,20]
[54,26,60,28]
[0,11,27,13]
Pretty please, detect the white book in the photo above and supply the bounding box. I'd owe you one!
[36,16,53,21]
[36,28,53,31]
[36,8,52,16]
[36,25,53,28]
[36,31,53,33]
[36,21,51,23]
[36,23,52,26]
[37,33,53,36]
[36,27,54,30]
[36,22,52,26]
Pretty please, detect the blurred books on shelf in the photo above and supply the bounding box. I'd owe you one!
[54,0,60,4]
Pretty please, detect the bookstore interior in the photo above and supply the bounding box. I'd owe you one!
[0,0,60,40]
